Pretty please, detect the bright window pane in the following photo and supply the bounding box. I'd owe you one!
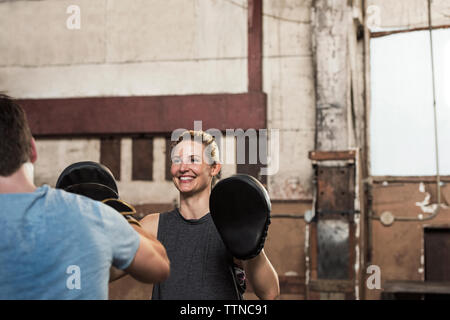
[370,29,450,176]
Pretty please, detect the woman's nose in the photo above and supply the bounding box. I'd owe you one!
[179,161,189,172]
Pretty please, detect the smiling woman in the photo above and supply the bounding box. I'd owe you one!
[170,130,222,190]
[138,129,279,300]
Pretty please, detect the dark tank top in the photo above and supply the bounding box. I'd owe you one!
[151,208,238,300]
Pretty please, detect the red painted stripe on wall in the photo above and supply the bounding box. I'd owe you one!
[19,92,267,137]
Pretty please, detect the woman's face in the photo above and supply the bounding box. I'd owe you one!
[170,140,220,196]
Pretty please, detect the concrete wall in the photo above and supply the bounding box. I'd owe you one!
[366,182,450,299]
[0,0,316,202]
[0,0,248,97]
[263,0,315,200]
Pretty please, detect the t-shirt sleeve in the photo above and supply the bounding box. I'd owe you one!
[99,204,141,270]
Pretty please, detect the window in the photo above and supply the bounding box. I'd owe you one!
[370,28,450,176]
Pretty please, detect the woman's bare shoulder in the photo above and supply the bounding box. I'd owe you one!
[139,212,160,237]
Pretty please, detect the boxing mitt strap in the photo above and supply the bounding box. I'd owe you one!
[102,198,142,228]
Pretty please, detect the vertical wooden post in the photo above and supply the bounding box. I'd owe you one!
[248,0,263,92]
[308,0,363,300]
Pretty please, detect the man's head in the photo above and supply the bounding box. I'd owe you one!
[170,130,221,196]
[0,94,36,177]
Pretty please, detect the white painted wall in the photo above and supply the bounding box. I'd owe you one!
[263,0,315,200]
[0,0,248,97]
[34,139,100,186]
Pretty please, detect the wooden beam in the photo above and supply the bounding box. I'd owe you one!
[309,150,357,161]
[246,275,305,295]
[372,176,450,183]
[371,24,450,39]
[19,92,267,137]
[383,281,450,294]
[278,275,306,295]
[248,0,263,92]
[309,279,355,293]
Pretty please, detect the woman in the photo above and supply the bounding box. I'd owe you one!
[140,130,279,300]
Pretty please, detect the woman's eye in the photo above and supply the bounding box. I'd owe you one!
[172,158,181,164]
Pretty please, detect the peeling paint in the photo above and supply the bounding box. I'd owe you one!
[354,213,361,300]
[419,248,424,275]
[415,182,439,214]
[304,224,310,288]
[419,236,425,280]
[355,243,360,300]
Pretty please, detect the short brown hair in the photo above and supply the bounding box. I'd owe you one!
[0,94,33,176]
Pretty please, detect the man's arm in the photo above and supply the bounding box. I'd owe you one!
[239,249,280,300]
[121,223,170,283]
[109,213,165,283]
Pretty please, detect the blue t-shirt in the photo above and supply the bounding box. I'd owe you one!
[0,185,140,300]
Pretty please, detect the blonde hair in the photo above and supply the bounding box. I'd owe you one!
[171,130,221,186]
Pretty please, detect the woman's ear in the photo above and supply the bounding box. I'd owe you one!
[30,138,38,163]
[211,162,222,177]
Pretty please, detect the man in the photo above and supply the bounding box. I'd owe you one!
[140,130,280,300]
[0,94,170,299]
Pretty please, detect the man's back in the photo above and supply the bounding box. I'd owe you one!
[0,185,140,299]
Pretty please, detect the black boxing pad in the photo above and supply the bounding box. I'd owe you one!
[209,174,271,260]
[56,161,119,201]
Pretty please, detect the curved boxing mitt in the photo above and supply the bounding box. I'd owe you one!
[56,161,119,201]
[56,161,141,227]
[209,174,271,260]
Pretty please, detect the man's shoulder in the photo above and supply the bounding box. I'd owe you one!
[46,186,97,208]
[44,186,116,222]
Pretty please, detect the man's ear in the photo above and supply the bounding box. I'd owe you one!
[30,138,38,164]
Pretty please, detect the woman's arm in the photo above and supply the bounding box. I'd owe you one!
[239,249,280,300]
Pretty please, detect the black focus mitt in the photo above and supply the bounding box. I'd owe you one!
[209,174,271,260]
[56,161,119,201]
[56,161,141,227]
